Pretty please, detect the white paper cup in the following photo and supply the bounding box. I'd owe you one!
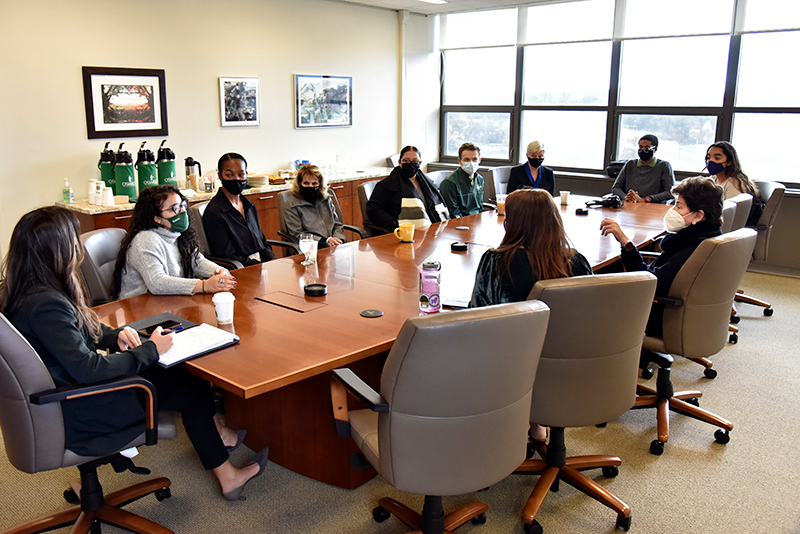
[559,191,570,205]
[212,292,236,324]
[101,187,115,207]
[88,180,97,204]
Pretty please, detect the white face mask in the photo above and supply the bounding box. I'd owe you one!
[460,161,479,176]
[664,208,694,233]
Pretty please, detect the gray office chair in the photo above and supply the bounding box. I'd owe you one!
[517,272,657,533]
[80,228,126,306]
[188,201,299,268]
[720,200,736,233]
[424,170,450,189]
[728,193,753,232]
[0,312,177,534]
[357,180,387,236]
[635,228,756,455]
[331,301,550,534]
[734,180,785,316]
[490,165,513,197]
[386,154,400,168]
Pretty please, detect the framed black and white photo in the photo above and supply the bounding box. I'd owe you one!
[294,74,353,128]
[82,66,168,139]
[220,77,260,126]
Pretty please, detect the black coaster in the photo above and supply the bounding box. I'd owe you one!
[304,284,327,297]
[451,242,468,252]
[360,309,384,318]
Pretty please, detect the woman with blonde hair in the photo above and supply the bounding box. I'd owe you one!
[507,140,555,195]
[284,164,346,247]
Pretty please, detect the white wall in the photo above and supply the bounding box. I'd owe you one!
[0,0,401,251]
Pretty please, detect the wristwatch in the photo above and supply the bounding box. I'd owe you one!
[644,196,652,203]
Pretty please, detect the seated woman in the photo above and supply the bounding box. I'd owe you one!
[203,153,276,266]
[284,164,346,248]
[507,140,555,196]
[705,141,762,224]
[469,189,592,443]
[0,207,268,500]
[113,185,237,300]
[367,145,449,233]
[600,176,723,337]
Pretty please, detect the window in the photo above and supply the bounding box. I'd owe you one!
[440,9,517,49]
[622,0,735,38]
[736,31,800,107]
[731,113,800,183]
[444,112,510,159]
[522,42,612,106]
[520,0,614,44]
[743,0,800,31]
[521,110,607,169]
[442,47,516,106]
[618,115,716,172]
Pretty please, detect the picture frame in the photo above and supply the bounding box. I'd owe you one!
[82,66,168,139]
[220,77,260,126]
[294,74,353,128]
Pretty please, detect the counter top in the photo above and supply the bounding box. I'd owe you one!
[56,167,392,215]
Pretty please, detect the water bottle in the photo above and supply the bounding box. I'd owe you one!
[419,261,441,314]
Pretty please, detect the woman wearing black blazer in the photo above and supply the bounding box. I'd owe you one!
[507,140,555,196]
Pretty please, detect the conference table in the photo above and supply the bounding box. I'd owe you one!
[93,195,670,489]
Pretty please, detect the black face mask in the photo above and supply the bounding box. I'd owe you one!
[222,179,247,195]
[401,161,420,178]
[528,157,544,168]
[638,149,654,162]
[300,185,320,204]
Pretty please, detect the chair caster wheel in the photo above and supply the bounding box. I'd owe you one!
[730,314,740,324]
[372,505,390,523]
[523,519,543,534]
[704,367,718,379]
[640,366,654,380]
[715,429,730,444]
[154,487,171,501]
[728,332,738,344]
[602,465,619,478]
[686,397,700,406]
[650,440,664,455]
[616,514,632,531]
[471,513,487,525]
[764,308,774,316]
[64,488,79,504]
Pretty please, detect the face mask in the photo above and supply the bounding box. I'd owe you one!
[706,160,726,175]
[639,149,654,161]
[460,161,479,175]
[300,185,320,204]
[165,210,189,233]
[401,161,420,178]
[663,208,694,233]
[222,179,247,195]
[528,157,544,168]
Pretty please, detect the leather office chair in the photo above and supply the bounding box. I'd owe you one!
[517,272,657,533]
[357,180,388,236]
[80,228,126,306]
[386,154,400,168]
[0,313,177,534]
[728,193,753,232]
[331,301,551,534]
[490,165,513,196]
[734,180,785,316]
[635,228,757,454]
[425,170,450,189]
[188,201,299,268]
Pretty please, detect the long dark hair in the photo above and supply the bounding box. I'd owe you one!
[0,206,101,339]
[495,189,575,281]
[111,185,200,298]
[706,141,761,202]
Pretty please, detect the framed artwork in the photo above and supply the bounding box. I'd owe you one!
[294,74,353,128]
[220,77,260,126]
[82,66,168,139]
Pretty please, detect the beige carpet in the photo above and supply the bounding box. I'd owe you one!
[2,271,800,533]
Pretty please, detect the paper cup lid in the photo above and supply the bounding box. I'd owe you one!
[212,291,235,303]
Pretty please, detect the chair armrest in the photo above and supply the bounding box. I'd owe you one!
[31,376,161,446]
[482,202,496,211]
[205,256,245,271]
[654,295,684,307]
[363,222,389,237]
[343,225,369,240]
[267,239,301,255]
[330,368,388,438]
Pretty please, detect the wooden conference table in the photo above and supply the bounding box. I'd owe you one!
[93,195,669,489]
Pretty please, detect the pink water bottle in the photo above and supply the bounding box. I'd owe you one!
[419,261,441,314]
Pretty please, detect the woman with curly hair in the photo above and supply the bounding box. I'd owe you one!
[112,185,236,299]
[284,164,346,248]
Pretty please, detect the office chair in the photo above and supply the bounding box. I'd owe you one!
[728,193,753,233]
[357,180,388,236]
[424,170,450,189]
[386,154,400,168]
[733,180,785,317]
[80,228,126,306]
[634,228,756,454]
[275,190,367,255]
[720,200,736,233]
[517,272,657,533]
[0,313,177,534]
[331,301,551,534]
[188,201,299,269]
[490,165,513,197]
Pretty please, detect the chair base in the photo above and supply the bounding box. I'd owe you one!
[373,494,487,534]
[735,290,774,316]
[5,477,173,534]
[515,428,631,531]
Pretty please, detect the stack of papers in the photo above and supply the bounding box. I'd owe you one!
[157,323,239,368]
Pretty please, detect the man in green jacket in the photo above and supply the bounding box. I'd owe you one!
[440,142,484,218]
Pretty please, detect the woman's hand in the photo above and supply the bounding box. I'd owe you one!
[202,272,237,293]
[148,326,174,355]
[117,326,142,351]
[327,237,343,248]
[599,218,630,245]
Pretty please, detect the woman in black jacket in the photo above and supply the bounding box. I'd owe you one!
[507,140,555,195]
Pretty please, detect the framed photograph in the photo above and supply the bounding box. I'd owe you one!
[220,77,260,126]
[82,66,168,139]
[294,74,353,128]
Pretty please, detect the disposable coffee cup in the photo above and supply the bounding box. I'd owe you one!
[101,187,115,207]
[212,292,236,325]
[560,191,570,205]
[496,194,508,216]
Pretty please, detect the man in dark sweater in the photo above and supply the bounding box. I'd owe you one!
[611,134,675,204]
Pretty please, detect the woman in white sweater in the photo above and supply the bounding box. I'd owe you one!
[113,185,237,299]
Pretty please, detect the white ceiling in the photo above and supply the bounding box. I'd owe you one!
[330,0,555,15]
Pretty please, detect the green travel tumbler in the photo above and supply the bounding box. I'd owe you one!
[114,143,137,199]
[157,139,178,188]
[98,141,116,190]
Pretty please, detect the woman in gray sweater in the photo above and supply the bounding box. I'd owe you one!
[112,185,237,299]
[284,164,346,248]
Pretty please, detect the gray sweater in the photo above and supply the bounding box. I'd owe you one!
[119,227,220,299]
[283,193,346,243]
[611,158,675,203]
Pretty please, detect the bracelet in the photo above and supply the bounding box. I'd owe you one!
[202,279,205,293]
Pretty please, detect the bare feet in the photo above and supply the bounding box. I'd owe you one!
[214,415,239,449]
[216,460,261,495]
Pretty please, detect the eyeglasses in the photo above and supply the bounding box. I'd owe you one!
[638,146,656,152]
[161,200,188,215]
[400,159,420,164]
